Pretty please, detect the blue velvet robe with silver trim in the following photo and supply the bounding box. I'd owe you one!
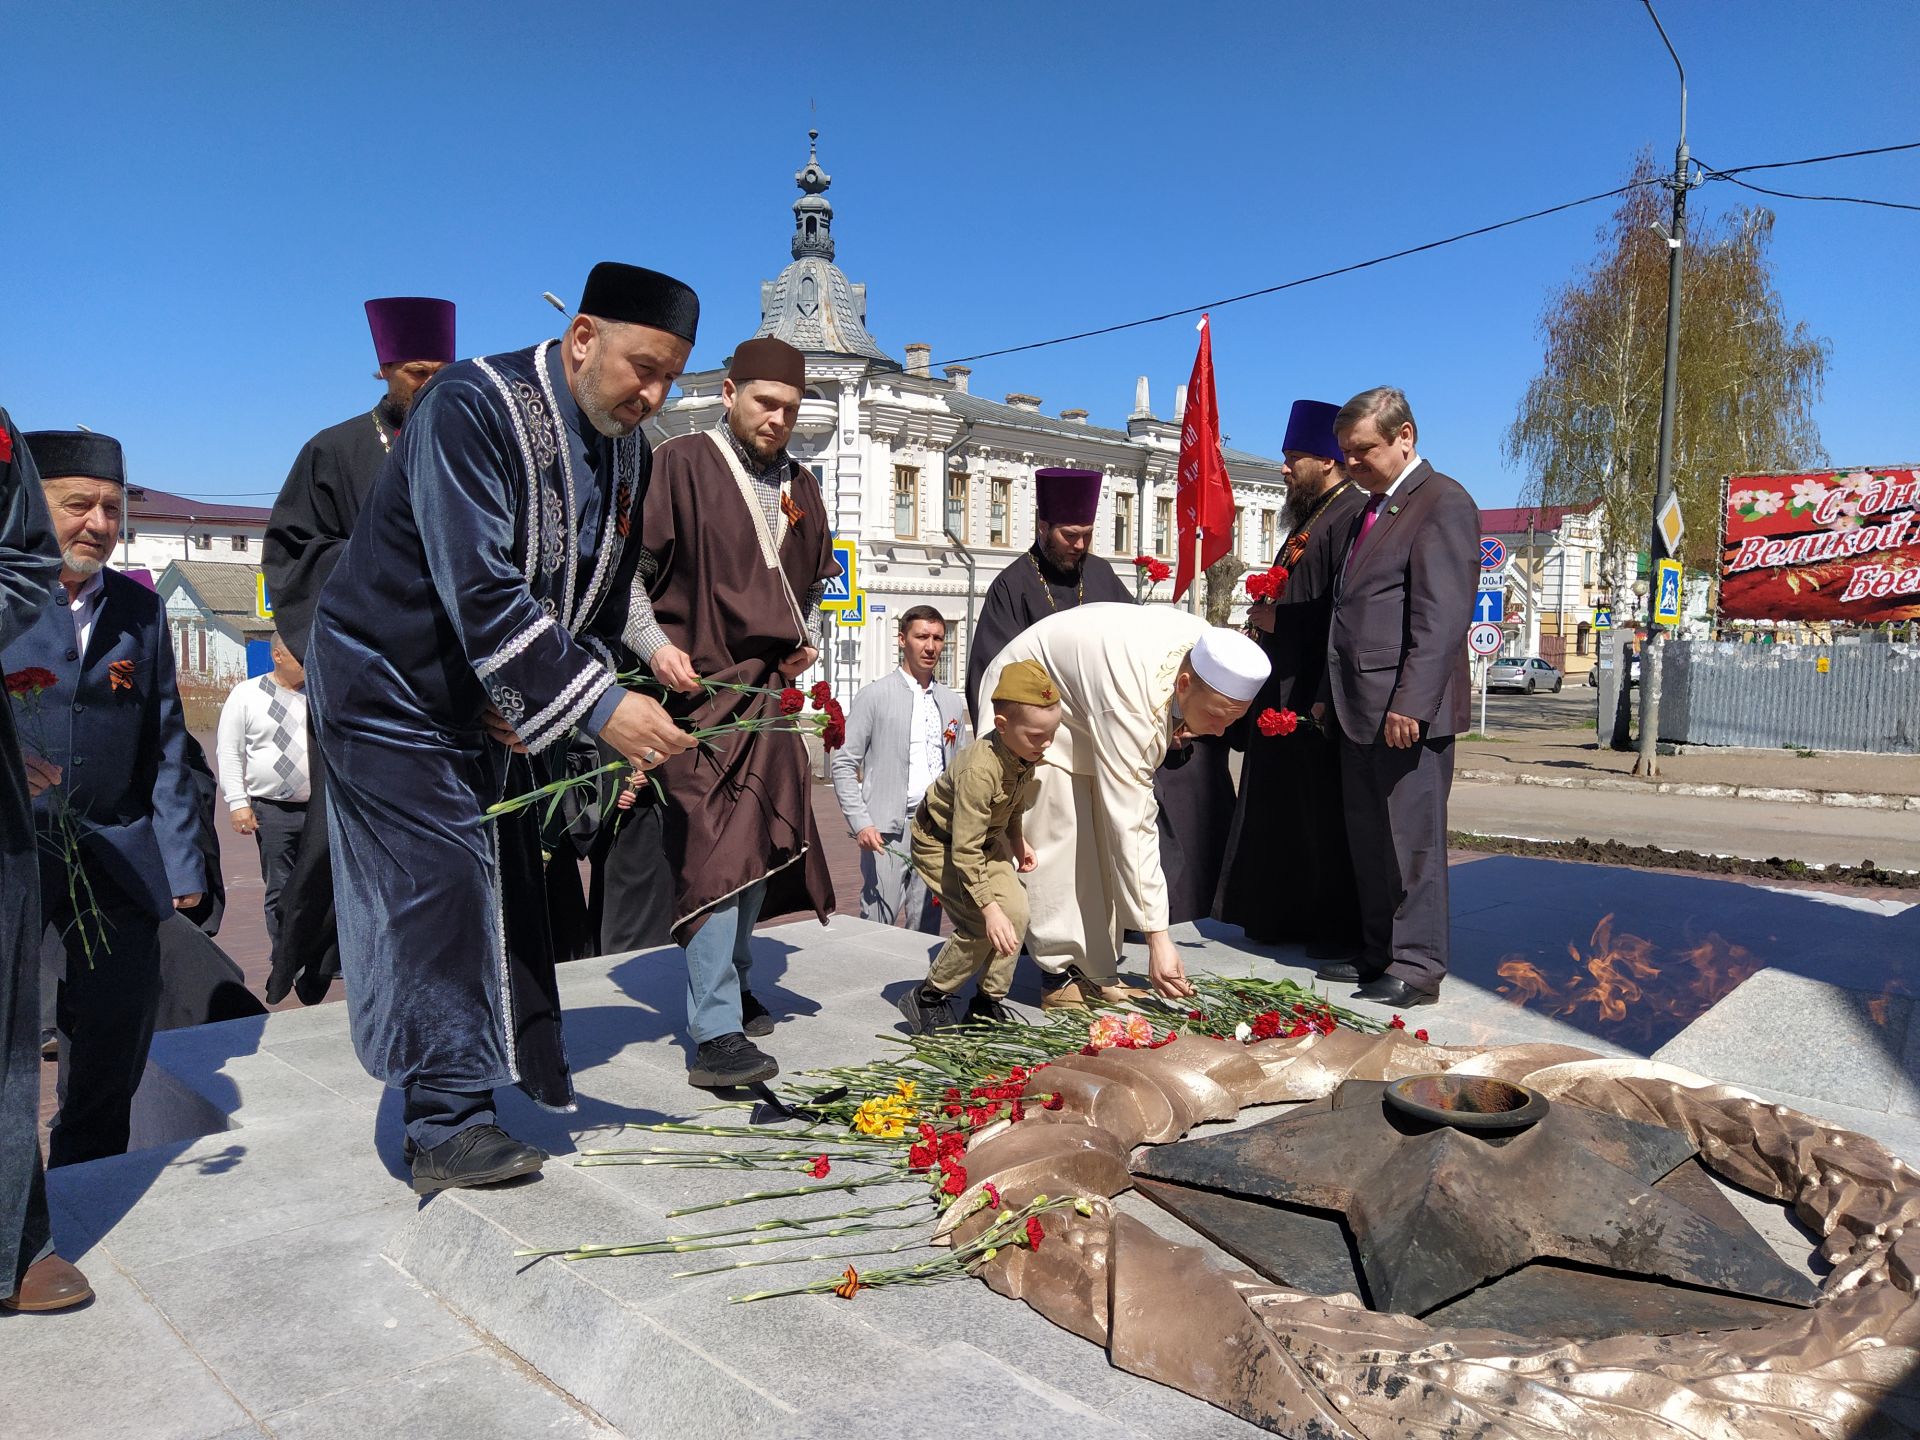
[307,342,645,1108]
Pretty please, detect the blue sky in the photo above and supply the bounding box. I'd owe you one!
[4,1,1915,509]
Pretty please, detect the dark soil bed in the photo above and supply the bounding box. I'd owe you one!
[1450,831,1919,891]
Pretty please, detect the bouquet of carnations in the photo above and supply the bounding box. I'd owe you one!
[5,667,110,961]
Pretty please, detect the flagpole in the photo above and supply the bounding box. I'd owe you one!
[1189,527,1203,616]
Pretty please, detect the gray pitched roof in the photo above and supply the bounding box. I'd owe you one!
[158,559,262,619]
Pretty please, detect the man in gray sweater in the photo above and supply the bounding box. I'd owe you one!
[829,606,967,932]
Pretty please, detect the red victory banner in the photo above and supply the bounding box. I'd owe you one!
[1173,314,1235,602]
[1718,467,1920,624]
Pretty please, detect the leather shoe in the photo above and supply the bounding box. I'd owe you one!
[1314,962,1365,983]
[410,1124,546,1195]
[1350,976,1439,1008]
[896,984,960,1035]
[3,1254,93,1312]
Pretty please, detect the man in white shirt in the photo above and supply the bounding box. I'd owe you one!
[829,606,966,932]
[214,632,311,943]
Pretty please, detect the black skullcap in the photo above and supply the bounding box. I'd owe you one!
[578,262,699,343]
[25,430,125,485]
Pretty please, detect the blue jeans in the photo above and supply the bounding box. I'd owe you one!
[684,881,768,1045]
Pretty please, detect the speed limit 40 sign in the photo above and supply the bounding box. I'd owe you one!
[1468,621,1503,657]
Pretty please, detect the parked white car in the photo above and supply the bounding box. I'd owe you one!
[1487,656,1564,693]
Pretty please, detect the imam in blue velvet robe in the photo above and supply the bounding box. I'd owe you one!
[308,341,648,1109]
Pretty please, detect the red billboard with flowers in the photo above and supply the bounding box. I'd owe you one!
[1718,467,1920,623]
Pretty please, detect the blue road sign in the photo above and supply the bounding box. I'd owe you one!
[1479,536,1507,570]
[1654,558,1683,625]
[834,589,866,626]
[1473,589,1506,625]
[1593,607,1613,630]
[821,537,858,610]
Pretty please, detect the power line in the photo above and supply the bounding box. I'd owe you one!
[929,140,1920,370]
[1700,163,1920,214]
[1707,140,1920,177]
[929,179,1660,368]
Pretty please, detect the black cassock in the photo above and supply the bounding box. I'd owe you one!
[1216,481,1370,948]
[964,547,1234,927]
[260,410,391,1003]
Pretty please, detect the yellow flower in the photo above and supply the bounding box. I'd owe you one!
[895,1079,918,1102]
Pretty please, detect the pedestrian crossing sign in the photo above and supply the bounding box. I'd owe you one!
[1593,607,1613,630]
[255,572,274,621]
[1654,558,1683,626]
[834,589,866,626]
[820,537,859,612]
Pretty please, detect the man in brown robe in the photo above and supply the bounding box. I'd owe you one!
[619,337,836,1089]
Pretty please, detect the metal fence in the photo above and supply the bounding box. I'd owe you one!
[1656,640,1920,754]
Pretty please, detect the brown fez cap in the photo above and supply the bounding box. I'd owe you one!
[728,337,807,392]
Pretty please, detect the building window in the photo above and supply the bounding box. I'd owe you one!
[1260,510,1277,560]
[893,465,919,539]
[944,470,969,542]
[1113,492,1134,556]
[989,478,1010,547]
[1154,497,1173,556]
[196,627,207,671]
[1583,551,1595,585]
[231,534,248,552]
[936,619,964,690]
[1232,507,1247,558]
[192,532,212,551]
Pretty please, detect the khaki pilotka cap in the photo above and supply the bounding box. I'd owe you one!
[992,659,1059,706]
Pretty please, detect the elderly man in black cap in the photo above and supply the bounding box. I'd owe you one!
[263,297,456,1006]
[600,335,837,1090]
[3,430,206,1172]
[307,264,700,1192]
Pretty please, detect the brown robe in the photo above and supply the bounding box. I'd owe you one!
[641,430,838,941]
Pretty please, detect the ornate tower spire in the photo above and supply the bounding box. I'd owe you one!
[791,129,834,261]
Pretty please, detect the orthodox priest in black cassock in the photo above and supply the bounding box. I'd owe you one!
[964,468,1234,927]
[0,406,79,1310]
[263,297,456,1005]
[307,264,699,1191]
[1216,400,1368,952]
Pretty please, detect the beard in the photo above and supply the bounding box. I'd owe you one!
[577,350,640,438]
[378,392,410,427]
[728,411,781,466]
[61,545,105,577]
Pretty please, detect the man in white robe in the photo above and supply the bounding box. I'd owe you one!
[979,603,1267,1003]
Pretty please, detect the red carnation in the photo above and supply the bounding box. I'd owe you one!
[778,687,805,716]
[942,1167,967,1196]
[1256,707,1300,738]
[808,680,832,711]
[1024,1215,1045,1250]
[1042,1092,1064,1110]
[983,1181,1001,1210]
[1388,1014,1406,1030]
[5,667,59,698]
[808,1154,831,1179]
[822,714,847,750]
[1415,1028,1430,1043]
[908,1143,934,1171]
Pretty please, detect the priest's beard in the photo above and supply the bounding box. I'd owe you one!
[377,393,409,429]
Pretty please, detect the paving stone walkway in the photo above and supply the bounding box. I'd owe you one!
[12,859,1917,1439]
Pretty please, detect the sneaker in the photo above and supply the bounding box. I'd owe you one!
[896,984,960,1035]
[740,990,776,1038]
[688,1032,779,1089]
[1039,973,1089,1013]
[965,993,1015,1026]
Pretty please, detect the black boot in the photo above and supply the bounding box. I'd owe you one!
[410,1125,547,1195]
[965,993,1015,1026]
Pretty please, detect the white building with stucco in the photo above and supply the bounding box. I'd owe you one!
[649,134,1288,696]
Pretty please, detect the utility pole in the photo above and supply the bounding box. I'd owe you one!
[1634,0,1696,777]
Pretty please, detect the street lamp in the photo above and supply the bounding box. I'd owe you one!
[1634,0,1698,777]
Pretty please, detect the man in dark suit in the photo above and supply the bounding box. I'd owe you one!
[1313,388,1477,1008]
[4,431,206,1165]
